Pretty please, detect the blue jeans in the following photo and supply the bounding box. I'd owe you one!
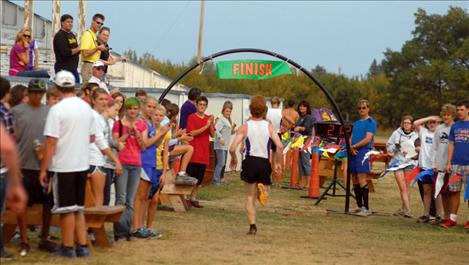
[0,173,7,252]
[17,70,50,78]
[213,149,227,185]
[103,167,115,206]
[113,165,141,238]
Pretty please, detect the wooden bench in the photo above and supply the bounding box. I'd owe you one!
[2,179,124,249]
[160,171,193,212]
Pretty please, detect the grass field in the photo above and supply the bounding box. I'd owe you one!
[4,169,469,265]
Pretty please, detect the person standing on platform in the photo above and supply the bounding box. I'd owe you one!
[349,99,377,216]
[80,13,106,82]
[179,87,201,129]
[53,14,81,83]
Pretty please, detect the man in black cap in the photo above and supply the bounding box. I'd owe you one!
[12,79,57,255]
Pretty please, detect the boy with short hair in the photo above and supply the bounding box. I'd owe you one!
[46,86,60,106]
[186,96,215,208]
[443,100,469,229]
[39,70,96,258]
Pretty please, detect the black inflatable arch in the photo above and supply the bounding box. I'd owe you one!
[158,48,353,212]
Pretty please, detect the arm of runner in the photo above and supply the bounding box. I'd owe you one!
[229,124,247,170]
[269,124,283,175]
[101,148,123,176]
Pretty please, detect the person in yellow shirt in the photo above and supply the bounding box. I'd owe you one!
[80,13,107,82]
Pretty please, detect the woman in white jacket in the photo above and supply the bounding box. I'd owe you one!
[89,88,123,206]
[386,115,419,217]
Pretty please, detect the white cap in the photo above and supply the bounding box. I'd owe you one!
[54,70,75,88]
[92,60,105,68]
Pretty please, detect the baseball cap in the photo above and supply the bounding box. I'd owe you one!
[92,61,105,68]
[54,70,76,88]
[28,79,47,92]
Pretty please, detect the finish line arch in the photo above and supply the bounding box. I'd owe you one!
[158,48,353,212]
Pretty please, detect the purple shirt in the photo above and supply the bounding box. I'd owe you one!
[179,100,197,129]
[9,43,27,76]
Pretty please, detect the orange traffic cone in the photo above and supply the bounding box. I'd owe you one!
[285,149,292,171]
[290,148,299,189]
[307,152,320,198]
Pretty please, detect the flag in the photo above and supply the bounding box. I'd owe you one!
[405,167,421,182]
[434,172,446,198]
[362,150,381,165]
[412,169,434,185]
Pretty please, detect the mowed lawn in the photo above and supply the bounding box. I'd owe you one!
[4,169,468,265]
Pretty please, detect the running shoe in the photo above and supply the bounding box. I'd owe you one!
[53,245,76,258]
[356,207,372,217]
[191,200,204,208]
[75,245,90,258]
[19,242,30,257]
[144,228,162,239]
[257,183,269,206]
[132,228,151,239]
[417,215,430,223]
[350,207,362,213]
[175,173,198,186]
[440,219,457,228]
[38,240,58,253]
[430,216,443,225]
[247,225,257,235]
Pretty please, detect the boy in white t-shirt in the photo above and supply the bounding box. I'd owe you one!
[414,115,440,223]
[39,71,96,258]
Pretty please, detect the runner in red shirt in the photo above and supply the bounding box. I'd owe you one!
[186,96,215,208]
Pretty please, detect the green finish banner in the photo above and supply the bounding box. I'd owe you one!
[217,60,292,80]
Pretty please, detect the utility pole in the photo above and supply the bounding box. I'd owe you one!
[196,0,205,65]
[23,0,33,29]
[78,0,87,41]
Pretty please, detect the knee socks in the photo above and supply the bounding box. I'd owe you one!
[353,184,362,208]
[362,185,369,210]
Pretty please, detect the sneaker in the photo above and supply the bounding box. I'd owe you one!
[144,228,162,239]
[257,183,269,206]
[392,209,405,216]
[417,215,430,223]
[464,220,469,230]
[430,216,443,225]
[132,228,151,239]
[247,225,257,235]
[0,249,15,260]
[19,242,30,257]
[38,240,58,253]
[53,245,76,258]
[191,200,204,208]
[403,210,413,218]
[440,219,457,228]
[356,207,372,216]
[350,207,362,213]
[75,246,90,258]
[175,172,198,186]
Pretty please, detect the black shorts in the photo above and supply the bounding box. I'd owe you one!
[241,156,272,185]
[51,171,87,214]
[22,169,54,207]
[187,163,207,186]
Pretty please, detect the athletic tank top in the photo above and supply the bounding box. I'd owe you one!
[244,120,271,159]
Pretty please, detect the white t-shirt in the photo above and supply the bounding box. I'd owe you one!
[89,110,109,166]
[417,127,434,170]
[88,76,109,93]
[44,97,96,172]
[266,108,282,133]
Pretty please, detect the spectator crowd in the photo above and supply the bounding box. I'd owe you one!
[1,11,468,262]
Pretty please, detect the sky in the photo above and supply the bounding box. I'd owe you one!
[15,0,468,77]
